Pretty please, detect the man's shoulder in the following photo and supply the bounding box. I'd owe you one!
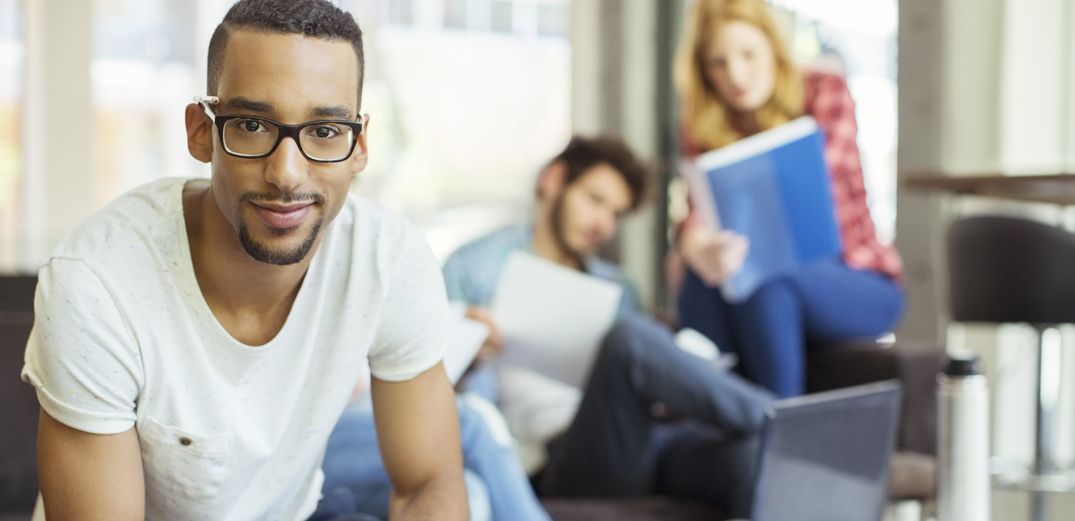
[52,177,186,265]
[336,193,428,254]
[445,224,529,265]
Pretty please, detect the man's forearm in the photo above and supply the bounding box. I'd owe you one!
[389,469,469,521]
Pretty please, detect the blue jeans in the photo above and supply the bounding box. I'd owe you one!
[678,258,904,397]
[317,397,550,521]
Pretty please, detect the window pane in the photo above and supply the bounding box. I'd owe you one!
[342,0,573,259]
[388,0,415,26]
[444,0,468,30]
[491,1,513,34]
[773,0,899,243]
[537,2,568,38]
[92,0,199,206]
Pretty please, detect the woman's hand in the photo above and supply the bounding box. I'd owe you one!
[465,306,504,360]
[680,225,750,287]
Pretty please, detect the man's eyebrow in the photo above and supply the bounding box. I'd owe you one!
[311,105,356,119]
[224,97,273,113]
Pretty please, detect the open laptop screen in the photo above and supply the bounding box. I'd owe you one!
[750,381,902,521]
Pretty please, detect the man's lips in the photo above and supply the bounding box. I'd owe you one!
[250,202,313,229]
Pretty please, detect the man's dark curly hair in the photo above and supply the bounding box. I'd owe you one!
[548,135,652,211]
[207,0,365,109]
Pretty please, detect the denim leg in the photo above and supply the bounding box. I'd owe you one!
[310,476,485,521]
[678,268,740,357]
[306,487,384,521]
[323,399,543,521]
[654,421,761,519]
[321,403,393,518]
[729,277,805,398]
[790,261,905,342]
[456,397,551,521]
[678,260,905,398]
[458,362,500,404]
[539,312,773,497]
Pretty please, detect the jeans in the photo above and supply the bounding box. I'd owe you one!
[317,397,550,521]
[537,313,775,518]
[678,258,904,397]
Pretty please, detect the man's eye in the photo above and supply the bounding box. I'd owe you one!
[307,125,342,139]
[238,119,266,133]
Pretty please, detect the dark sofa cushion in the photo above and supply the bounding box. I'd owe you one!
[806,340,945,455]
[0,319,38,513]
[0,276,36,314]
[542,497,721,521]
[1,275,38,514]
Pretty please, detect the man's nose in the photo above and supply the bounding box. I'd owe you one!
[263,137,309,194]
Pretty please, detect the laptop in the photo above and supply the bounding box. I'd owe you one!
[747,381,903,521]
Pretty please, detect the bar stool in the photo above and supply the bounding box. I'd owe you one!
[947,215,1075,521]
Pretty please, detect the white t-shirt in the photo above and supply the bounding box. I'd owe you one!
[21,178,448,521]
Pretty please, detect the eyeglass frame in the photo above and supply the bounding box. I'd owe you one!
[194,95,366,164]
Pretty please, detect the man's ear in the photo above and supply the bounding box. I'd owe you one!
[536,160,567,201]
[349,113,370,176]
[184,103,213,163]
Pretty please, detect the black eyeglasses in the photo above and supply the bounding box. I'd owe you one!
[195,96,364,163]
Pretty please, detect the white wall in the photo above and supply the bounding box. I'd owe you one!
[570,0,663,312]
[22,0,94,270]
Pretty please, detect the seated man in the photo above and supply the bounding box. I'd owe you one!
[442,136,775,517]
[21,1,466,519]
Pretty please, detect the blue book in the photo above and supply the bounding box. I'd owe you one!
[683,116,841,303]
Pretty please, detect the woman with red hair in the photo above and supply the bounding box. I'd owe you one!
[674,0,904,397]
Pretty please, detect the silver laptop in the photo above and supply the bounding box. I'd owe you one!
[748,381,902,521]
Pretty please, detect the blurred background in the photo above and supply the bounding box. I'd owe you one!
[0,0,899,290]
[3,0,1075,517]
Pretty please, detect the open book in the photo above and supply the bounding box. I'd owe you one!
[682,116,841,302]
[491,252,622,388]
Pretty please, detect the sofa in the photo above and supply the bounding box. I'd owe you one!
[1,275,939,520]
[0,275,39,521]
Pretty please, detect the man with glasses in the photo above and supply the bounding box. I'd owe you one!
[22,1,466,520]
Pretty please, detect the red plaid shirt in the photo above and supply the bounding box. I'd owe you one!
[682,69,903,280]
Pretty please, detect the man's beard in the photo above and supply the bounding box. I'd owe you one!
[548,193,585,268]
[236,191,325,266]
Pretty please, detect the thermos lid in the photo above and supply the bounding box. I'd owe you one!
[944,354,982,376]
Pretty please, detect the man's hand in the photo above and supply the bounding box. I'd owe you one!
[372,363,468,520]
[37,409,145,521]
[680,226,750,287]
[465,306,504,361]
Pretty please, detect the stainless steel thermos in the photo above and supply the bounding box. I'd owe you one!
[937,354,991,521]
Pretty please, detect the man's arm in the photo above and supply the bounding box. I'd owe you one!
[371,362,467,521]
[37,409,144,521]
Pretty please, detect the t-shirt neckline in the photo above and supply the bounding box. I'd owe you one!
[171,178,325,353]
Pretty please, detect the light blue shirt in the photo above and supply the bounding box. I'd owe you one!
[441,225,641,314]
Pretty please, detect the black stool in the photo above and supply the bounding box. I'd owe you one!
[948,215,1075,521]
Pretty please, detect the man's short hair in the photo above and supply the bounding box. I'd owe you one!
[550,135,651,210]
[207,0,365,108]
